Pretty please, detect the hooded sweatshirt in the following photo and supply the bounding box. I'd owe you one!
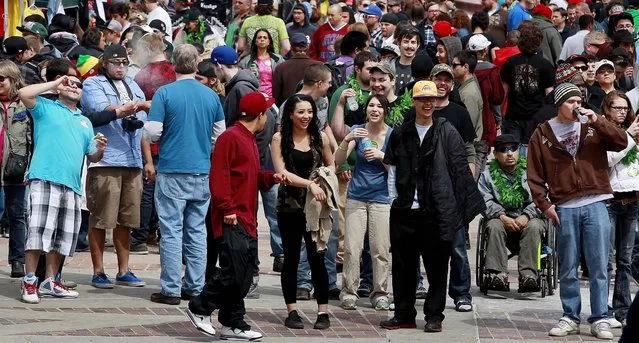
[439,37,462,66]
[286,3,317,42]
[532,16,562,66]
[474,61,505,146]
[223,69,276,169]
[47,32,79,57]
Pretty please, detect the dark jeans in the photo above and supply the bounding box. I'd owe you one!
[76,210,90,250]
[131,178,156,246]
[360,233,373,287]
[205,208,218,282]
[449,224,472,303]
[607,200,638,320]
[620,290,639,342]
[390,209,452,323]
[189,223,257,330]
[279,211,328,305]
[6,185,26,264]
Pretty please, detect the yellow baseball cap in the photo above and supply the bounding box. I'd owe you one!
[412,81,439,99]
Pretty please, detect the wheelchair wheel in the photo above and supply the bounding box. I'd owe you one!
[475,219,486,288]
[540,277,547,298]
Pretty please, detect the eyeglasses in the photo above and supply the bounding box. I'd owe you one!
[617,24,635,30]
[108,59,129,67]
[597,69,614,75]
[610,106,629,112]
[573,65,588,71]
[496,145,519,153]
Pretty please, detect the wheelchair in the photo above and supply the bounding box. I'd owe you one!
[475,217,558,297]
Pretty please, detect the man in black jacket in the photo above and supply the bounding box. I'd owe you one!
[381,80,485,333]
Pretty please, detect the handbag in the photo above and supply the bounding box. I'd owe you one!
[3,123,29,184]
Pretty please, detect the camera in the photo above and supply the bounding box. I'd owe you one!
[121,116,144,132]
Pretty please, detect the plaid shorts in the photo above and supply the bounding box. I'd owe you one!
[26,180,82,257]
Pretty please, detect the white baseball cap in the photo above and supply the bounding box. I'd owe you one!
[594,59,615,74]
[468,34,491,51]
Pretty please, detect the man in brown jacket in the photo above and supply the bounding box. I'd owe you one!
[527,83,627,340]
[272,33,321,106]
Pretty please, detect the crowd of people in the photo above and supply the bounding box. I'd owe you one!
[3,0,639,341]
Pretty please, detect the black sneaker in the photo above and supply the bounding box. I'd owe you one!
[130,243,149,255]
[150,292,181,305]
[518,276,539,292]
[181,291,197,301]
[425,319,442,332]
[327,288,340,300]
[380,317,417,330]
[11,262,25,278]
[296,288,311,300]
[357,283,372,298]
[273,256,284,273]
[285,310,304,329]
[314,313,330,330]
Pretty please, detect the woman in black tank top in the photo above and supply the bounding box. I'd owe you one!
[271,94,335,330]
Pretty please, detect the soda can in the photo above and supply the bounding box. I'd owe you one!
[346,96,359,112]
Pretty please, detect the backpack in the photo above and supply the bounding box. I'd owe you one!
[324,59,354,100]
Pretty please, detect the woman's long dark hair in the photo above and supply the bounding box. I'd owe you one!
[365,94,390,121]
[250,28,275,59]
[280,94,322,172]
[602,90,635,128]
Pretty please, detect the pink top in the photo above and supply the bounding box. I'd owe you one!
[256,55,274,98]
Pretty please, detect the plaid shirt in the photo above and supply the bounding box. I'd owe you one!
[371,26,383,49]
[423,24,435,45]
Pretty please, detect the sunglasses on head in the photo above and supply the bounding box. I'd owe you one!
[496,145,518,153]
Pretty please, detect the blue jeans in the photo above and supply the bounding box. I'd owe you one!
[261,185,282,257]
[155,173,210,297]
[607,200,638,320]
[449,225,472,302]
[131,178,155,246]
[5,185,26,264]
[556,201,610,323]
[298,210,339,290]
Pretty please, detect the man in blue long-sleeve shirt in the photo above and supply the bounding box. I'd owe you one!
[508,0,534,31]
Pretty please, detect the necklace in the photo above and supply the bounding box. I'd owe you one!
[489,157,528,209]
[386,90,412,127]
[621,146,639,166]
[347,72,367,105]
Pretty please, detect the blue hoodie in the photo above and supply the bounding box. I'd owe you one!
[286,2,317,45]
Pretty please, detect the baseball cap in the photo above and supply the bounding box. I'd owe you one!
[531,4,552,20]
[0,37,28,59]
[594,59,615,74]
[360,4,382,17]
[609,47,632,64]
[211,46,239,65]
[290,33,309,46]
[370,62,396,78]
[613,30,637,44]
[433,21,457,38]
[468,34,491,51]
[381,13,399,26]
[257,0,273,6]
[106,20,123,33]
[493,134,519,147]
[566,54,588,65]
[430,63,454,78]
[197,59,216,77]
[149,19,168,36]
[182,9,201,22]
[239,92,274,117]
[49,14,76,34]
[412,81,439,98]
[17,22,49,42]
[103,44,128,60]
[379,44,400,57]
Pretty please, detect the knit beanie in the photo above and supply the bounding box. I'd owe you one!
[554,83,581,106]
[555,63,579,85]
[76,55,99,80]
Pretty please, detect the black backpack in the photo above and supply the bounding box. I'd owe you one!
[324,59,354,100]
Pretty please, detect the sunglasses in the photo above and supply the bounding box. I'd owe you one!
[452,62,464,68]
[108,59,129,67]
[597,69,614,75]
[70,80,83,89]
[573,65,588,71]
[0,75,7,82]
[496,145,518,153]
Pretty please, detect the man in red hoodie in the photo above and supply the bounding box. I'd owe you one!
[185,92,286,341]
[310,4,349,62]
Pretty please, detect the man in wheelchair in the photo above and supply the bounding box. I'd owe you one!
[478,134,545,293]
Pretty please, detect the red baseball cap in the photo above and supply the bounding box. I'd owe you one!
[239,92,274,117]
[433,21,457,38]
[532,4,552,20]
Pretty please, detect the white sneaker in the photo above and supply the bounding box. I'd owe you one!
[341,297,357,310]
[548,317,580,337]
[591,319,614,340]
[38,277,79,298]
[21,276,40,304]
[608,317,622,329]
[220,326,263,341]
[186,308,216,337]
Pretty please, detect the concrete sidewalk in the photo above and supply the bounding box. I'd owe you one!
[0,207,630,342]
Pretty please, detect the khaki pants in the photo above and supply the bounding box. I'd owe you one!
[485,218,544,279]
[341,199,390,302]
[336,178,348,263]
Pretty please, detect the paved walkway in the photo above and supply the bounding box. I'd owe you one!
[0,206,633,342]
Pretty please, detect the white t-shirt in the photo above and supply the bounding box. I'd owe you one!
[147,7,173,43]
